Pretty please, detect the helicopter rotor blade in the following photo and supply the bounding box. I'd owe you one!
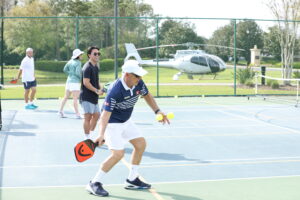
[137,44,182,51]
[136,43,245,51]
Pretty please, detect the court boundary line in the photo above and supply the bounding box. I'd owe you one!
[201,100,300,135]
[121,158,165,200]
[2,156,300,169]
[2,174,300,189]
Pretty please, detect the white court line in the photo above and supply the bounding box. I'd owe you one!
[201,100,300,135]
[2,156,300,169]
[139,159,300,168]
[121,158,165,200]
[145,132,293,138]
[1,175,300,189]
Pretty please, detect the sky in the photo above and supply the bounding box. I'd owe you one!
[143,0,275,38]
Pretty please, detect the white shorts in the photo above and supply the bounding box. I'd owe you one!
[104,119,143,150]
[65,82,80,91]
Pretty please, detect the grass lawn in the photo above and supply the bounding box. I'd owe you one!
[0,66,294,99]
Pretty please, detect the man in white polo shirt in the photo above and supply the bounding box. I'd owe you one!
[15,48,38,109]
[86,60,170,197]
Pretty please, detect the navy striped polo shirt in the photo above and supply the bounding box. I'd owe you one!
[102,77,148,123]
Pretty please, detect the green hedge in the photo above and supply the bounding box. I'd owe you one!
[272,62,300,69]
[35,61,67,72]
[35,58,125,72]
[100,58,124,71]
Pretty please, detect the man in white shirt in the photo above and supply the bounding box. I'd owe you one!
[15,48,38,109]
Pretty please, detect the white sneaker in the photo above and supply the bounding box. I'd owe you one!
[76,114,82,119]
[58,111,66,118]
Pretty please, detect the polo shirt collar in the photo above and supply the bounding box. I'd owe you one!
[121,75,135,96]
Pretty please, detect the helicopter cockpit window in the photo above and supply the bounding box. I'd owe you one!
[191,56,208,66]
[208,58,219,68]
[198,56,208,66]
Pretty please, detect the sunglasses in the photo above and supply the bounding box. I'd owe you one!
[93,52,101,56]
[132,73,141,78]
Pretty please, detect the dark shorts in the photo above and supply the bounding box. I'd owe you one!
[23,80,37,90]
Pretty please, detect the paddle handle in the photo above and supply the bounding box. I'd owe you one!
[94,139,105,147]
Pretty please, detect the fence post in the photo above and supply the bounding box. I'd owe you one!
[156,18,159,97]
[233,19,237,96]
[1,17,4,85]
[114,0,118,80]
[75,15,79,48]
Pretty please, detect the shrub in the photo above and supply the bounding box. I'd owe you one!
[294,62,300,69]
[271,81,279,89]
[293,71,300,78]
[267,79,279,89]
[245,79,254,87]
[236,67,255,84]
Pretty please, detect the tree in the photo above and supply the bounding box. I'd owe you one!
[236,20,264,65]
[263,26,281,60]
[268,0,300,83]
[208,22,234,62]
[4,1,57,59]
[159,19,206,57]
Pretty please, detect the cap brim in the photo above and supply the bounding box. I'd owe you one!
[134,68,148,76]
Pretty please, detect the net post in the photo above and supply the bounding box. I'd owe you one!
[297,80,299,104]
[255,72,258,95]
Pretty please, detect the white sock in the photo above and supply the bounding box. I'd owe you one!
[128,164,139,181]
[29,101,34,105]
[90,131,95,136]
[84,134,90,140]
[92,169,106,183]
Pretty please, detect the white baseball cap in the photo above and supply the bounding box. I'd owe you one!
[71,49,84,59]
[122,60,148,77]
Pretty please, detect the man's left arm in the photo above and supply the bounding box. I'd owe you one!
[143,93,170,124]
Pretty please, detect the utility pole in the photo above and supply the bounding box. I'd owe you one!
[114,0,118,79]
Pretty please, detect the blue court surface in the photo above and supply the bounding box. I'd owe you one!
[1,97,300,200]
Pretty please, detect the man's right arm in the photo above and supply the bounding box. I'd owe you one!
[94,110,112,146]
[15,69,22,80]
[83,78,102,95]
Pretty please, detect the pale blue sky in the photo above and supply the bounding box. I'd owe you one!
[143,0,275,38]
[143,0,274,19]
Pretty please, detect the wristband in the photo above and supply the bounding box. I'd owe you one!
[154,109,160,114]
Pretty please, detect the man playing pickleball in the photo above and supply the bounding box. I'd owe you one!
[86,60,170,197]
[14,48,38,110]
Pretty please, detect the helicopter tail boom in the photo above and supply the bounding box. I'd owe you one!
[124,43,143,63]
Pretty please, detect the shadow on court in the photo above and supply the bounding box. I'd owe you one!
[125,147,198,162]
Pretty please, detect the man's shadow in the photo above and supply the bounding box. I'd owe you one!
[99,146,209,163]
[125,147,197,162]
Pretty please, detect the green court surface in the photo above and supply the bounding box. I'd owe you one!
[1,97,300,200]
[1,176,300,200]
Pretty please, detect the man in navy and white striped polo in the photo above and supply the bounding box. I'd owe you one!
[86,60,170,197]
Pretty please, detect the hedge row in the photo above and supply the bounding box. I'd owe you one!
[35,58,125,72]
[273,62,300,69]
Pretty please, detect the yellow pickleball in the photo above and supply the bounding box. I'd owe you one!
[156,114,163,121]
[167,112,174,119]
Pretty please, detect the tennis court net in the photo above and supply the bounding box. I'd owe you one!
[254,74,300,106]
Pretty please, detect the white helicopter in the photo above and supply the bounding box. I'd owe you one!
[124,43,241,80]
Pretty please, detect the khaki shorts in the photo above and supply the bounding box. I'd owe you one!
[81,101,100,114]
[104,119,143,150]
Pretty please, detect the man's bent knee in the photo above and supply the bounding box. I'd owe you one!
[111,150,125,160]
